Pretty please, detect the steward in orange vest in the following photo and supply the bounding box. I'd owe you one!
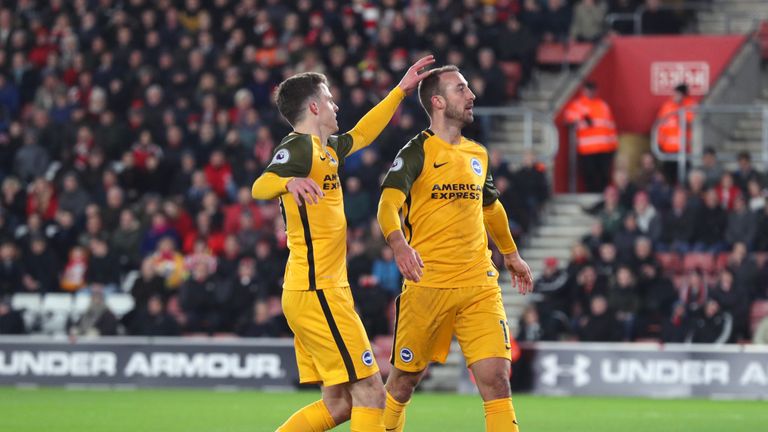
[656,83,697,154]
[564,82,618,192]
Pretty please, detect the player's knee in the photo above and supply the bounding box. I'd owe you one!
[349,375,386,408]
[386,371,420,402]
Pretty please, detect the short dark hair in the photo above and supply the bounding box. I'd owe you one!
[418,65,460,116]
[737,151,751,162]
[274,72,328,126]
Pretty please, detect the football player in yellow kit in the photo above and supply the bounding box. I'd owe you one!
[378,66,534,432]
[251,55,434,432]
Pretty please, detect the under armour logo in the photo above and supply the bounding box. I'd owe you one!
[540,354,591,387]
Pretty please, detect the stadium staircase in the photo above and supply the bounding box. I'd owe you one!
[720,68,768,164]
[697,0,768,34]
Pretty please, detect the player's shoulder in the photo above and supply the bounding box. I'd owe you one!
[326,133,353,155]
[266,133,314,171]
[400,129,431,154]
[278,132,314,151]
[462,136,489,156]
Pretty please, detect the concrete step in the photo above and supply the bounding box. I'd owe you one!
[528,236,580,248]
[551,193,602,205]
[536,224,590,237]
[524,248,573,261]
[736,118,764,129]
[541,213,595,226]
[732,128,764,140]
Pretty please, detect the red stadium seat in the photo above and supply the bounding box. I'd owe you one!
[683,253,715,274]
[715,252,730,272]
[750,300,768,334]
[656,252,682,275]
[759,21,768,59]
[536,42,594,66]
[499,61,522,99]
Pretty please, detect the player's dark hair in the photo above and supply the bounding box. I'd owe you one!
[418,65,460,117]
[274,72,328,126]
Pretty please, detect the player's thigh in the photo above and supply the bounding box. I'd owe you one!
[391,285,456,372]
[454,285,512,368]
[283,287,378,386]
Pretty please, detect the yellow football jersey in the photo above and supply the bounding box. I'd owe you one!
[263,132,354,290]
[381,129,501,288]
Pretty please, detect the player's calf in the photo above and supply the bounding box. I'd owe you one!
[321,384,353,424]
[471,358,512,401]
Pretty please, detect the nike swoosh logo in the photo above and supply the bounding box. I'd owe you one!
[433,161,448,168]
[513,420,518,425]
[319,156,326,161]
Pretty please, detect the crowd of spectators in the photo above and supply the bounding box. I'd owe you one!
[0,0,553,338]
[522,150,768,345]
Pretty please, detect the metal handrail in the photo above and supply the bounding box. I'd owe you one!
[650,104,768,181]
[472,106,560,162]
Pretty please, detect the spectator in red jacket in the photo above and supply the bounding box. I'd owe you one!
[203,149,234,199]
[223,186,264,234]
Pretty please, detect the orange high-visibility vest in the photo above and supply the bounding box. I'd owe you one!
[564,95,618,155]
[656,97,696,153]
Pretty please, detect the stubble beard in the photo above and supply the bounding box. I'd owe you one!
[445,104,473,127]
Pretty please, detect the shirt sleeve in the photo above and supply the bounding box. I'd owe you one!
[377,187,407,240]
[252,136,312,200]
[483,199,518,254]
[263,135,313,178]
[380,140,425,196]
[482,158,500,206]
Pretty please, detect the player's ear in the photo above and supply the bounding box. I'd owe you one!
[308,100,319,116]
[431,95,444,111]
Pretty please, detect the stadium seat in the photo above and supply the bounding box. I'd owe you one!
[715,252,730,272]
[11,293,42,331]
[750,300,768,334]
[655,252,682,275]
[106,293,135,318]
[759,21,768,59]
[72,293,91,320]
[536,42,593,66]
[499,61,522,98]
[683,253,715,274]
[120,270,140,293]
[40,293,74,335]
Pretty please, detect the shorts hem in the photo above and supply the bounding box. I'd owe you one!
[465,353,512,368]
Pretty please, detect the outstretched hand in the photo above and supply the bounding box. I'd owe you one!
[397,55,436,94]
[503,252,533,295]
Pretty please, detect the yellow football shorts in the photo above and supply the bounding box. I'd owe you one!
[391,284,512,372]
[282,286,379,386]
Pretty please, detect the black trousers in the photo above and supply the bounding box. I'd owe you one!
[580,152,614,193]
